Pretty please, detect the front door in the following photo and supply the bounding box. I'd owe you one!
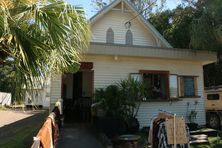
[62,62,94,123]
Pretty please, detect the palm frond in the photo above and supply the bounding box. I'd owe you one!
[0,0,90,102]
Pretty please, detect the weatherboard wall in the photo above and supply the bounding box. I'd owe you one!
[91,9,159,47]
[82,54,206,127]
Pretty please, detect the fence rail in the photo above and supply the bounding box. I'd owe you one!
[31,101,62,148]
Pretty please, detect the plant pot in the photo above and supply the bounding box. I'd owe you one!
[127,117,140,134]
[96,116,127,138]
[187,123,198,131]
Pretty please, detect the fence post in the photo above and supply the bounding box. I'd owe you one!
[31,137,40,148]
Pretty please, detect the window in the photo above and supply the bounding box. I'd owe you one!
[179,76,198,97]
[207,94,220,100]
[106,28,114,43]
[125,30,133,45]
[140,70,169,100]
[130,73,142,82]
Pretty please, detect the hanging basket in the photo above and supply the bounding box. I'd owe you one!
[215,25,222,43]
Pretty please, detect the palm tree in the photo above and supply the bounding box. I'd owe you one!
[0,0,90,102]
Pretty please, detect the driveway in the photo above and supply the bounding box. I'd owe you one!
[57,124,104,148]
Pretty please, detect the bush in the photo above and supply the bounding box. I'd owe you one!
[94,78,145,135]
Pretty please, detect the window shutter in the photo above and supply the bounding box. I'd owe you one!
[194,77,198,96]
[179,76,184,97]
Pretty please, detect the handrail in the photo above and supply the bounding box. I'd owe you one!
[31,100,62,148]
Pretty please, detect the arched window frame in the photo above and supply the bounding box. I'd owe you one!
[106,28,114,44]
[125,29,133,45]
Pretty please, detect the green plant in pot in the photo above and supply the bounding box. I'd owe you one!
[118,78,145,133]
[186,101,198,131]
[94,78,145,135]
[94,85,128,137]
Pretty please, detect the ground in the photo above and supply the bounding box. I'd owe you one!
[57,124,104,148]
[1,108,222,148]
[0,109,47,148]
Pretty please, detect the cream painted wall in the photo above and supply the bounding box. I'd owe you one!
[82,54,205,127]
[91,10,158,46]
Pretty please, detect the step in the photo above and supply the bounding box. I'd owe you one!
[190,128,218,137]
[190,134,209,145]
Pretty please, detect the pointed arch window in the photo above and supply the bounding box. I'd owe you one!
[106,28,114,44]
[125,30,133,45]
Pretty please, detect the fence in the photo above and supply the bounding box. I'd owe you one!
[31,101,62,148]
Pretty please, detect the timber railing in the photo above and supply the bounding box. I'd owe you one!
[31,101,63,148]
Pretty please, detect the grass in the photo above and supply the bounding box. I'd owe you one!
[0,105,6,110]
[137,130,222,148]
[191,137,222,148]
[0,125,41,148]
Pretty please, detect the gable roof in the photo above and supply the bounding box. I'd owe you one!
[90,0,172,48]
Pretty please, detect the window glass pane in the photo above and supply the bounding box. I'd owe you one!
[207,94,220,100]
[184,77,195,96]
[106,28,114,43]
[130,73,142,81]
[143,73,168,99]
[126,30,133,45]
[170,75,178,98]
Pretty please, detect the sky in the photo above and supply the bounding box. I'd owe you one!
[66,0,183,18]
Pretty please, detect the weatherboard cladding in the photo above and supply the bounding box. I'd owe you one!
[91,10,157,46]
[49,0,215,127]
[50,75,61,105]
[49,54,206,126]
[82,55,205,127]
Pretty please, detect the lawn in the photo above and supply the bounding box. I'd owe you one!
[137,130,222,148]
[0,105,6,110]
[191,137,222,148]
[0,122,42,148]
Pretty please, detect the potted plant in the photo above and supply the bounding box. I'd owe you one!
[94,85,128,137]
[94,78,145,136]
[118,78,145,133]
[186,101,198,131]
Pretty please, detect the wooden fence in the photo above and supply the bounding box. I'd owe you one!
[31,101,62,148]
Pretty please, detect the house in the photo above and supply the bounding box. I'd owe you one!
[49,0,216,127]
[24,78,50,108]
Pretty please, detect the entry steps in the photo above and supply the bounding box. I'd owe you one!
[190,128,218,145]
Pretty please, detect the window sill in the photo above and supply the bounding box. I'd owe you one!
[179,96,201,99]
[140,98,182,102]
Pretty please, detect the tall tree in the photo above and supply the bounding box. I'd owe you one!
[189,0,222,87]
[149,0,222,87]
[0,0,90,102]
[149,5,198,48]
[190,0,222,51]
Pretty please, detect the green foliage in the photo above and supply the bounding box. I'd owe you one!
[92,0,167,18]
[118,78,145,117]
[95,85,124,118]
[0,0,90,102]
[94,78,145,120]
[0,61,14,93]
[190,0,222,51]
[148,1,222,86]
[149,6,196,48]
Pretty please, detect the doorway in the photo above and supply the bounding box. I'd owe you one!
[62,62,94,123]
